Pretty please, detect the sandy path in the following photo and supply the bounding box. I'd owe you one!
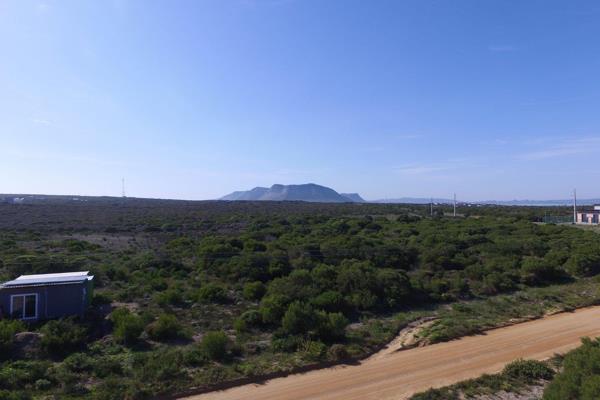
[186,306,600,400]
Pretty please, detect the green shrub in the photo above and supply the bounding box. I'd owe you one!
[34,378,52,391]
[155,288,184,307]
[544,337,600,400]
[327,344,349,361]
[110,308,145,345]
[0,320,25,355]
[315,311,349,342]
[0,360,51,391]
[146,314,187,341]
[272,334,303,352]
[0,390,32,400]
[197,283,228,303]
[90,356,123,378]
[91,292,112,306]
[90,376,142,400]
[282,301,316,335]
[233,318,247,333]
[200,331,229,361]
[132,347,185,383]
[410,388,459,400]
[63,352,94,372]
[259,295,289,325]
[566,253,600,277]
[299,339,327,361]
[40,319,87,356]
[502,359,554,381]
[234,310,262,332]
[243,281,266,301]
[311,290,346,313]
[183,347,207,367]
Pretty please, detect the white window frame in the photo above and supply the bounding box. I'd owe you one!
[10,293,38,320]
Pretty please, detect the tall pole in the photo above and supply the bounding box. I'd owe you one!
[430,198,433,217]
[573,188,577,224]
[453,193,457,217]
[122,178,126,198]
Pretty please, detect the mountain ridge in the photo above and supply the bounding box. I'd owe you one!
[220,184,361,203]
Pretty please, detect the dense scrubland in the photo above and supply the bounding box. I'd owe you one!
[0,198,599,399]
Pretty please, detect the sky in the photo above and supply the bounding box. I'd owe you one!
[1,0,600,201]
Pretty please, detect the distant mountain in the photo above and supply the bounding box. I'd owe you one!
[220,184,361,203]
[219,187,270,201]
[340,193,366,203]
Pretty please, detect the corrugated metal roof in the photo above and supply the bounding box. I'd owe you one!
[1,271,93,289]
[1,281,89,289]
[14,271,90,280]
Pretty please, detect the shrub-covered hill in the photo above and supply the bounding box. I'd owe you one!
[0,200,598,399]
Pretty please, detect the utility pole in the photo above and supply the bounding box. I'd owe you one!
[573,188,577,224]
[453,193,457,217]
[430,198,433,217]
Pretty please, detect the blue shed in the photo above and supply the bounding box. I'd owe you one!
[0,271,94,321]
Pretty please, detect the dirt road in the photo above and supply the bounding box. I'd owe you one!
[187,306,600,400]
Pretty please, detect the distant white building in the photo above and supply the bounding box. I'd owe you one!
[576,205,600,224]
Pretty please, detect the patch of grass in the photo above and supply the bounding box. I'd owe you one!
[411,359,556,399]
[420,277,600,344]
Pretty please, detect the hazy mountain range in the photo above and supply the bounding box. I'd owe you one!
[219,183,598,206]
[220,183,366,203]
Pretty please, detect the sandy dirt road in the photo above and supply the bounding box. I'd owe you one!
[187,306,600,400]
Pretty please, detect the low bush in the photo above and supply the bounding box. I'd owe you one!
[315,311,349,342]
[272,333,304,353]
[0,360,51,391]
[243,282,266,301]
[410,357,556,400]
[197,283,228,304]
[146,314,187,342]
[0,320,25,355]
[327,344,349,361]
[0,390,32,400]
[91,292,112,306]
[502,359,554,381]
[40,319,87,356]
[155,288,185,307]
[411,388,458,400]
[110,308,145,345]
[282,301,315,335]
[234,309,262,332]
[63,353,94,373]
[200,331,229,361]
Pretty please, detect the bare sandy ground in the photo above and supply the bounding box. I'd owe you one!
[187,306,600,400]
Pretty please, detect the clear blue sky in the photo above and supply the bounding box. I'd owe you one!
[1,0,600,201]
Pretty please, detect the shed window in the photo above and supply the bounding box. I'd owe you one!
[11,294,37,319]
